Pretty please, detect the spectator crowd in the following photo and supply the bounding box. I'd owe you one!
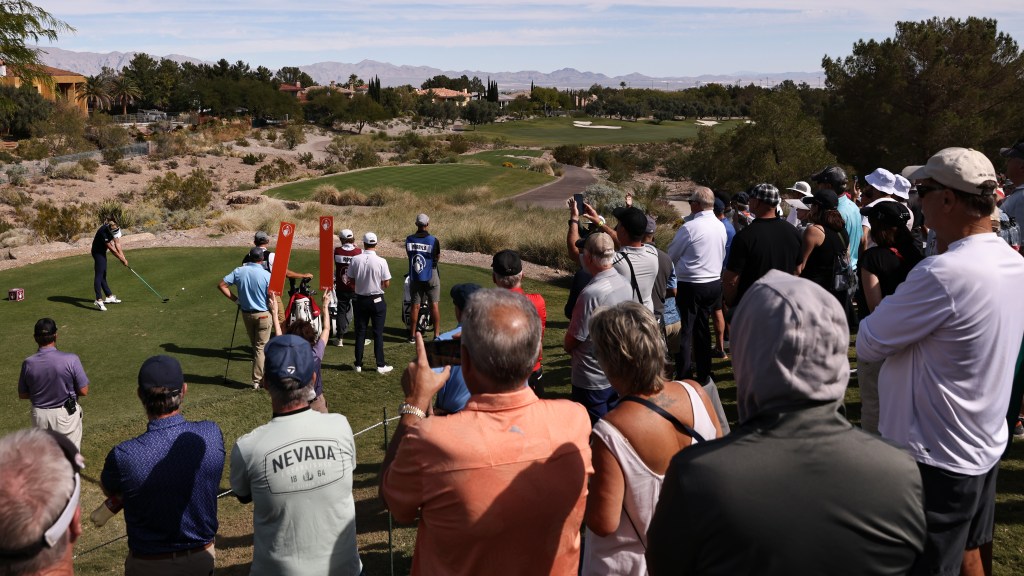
[4,143,1024,576]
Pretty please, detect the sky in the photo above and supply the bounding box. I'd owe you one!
[37,1,1024,78]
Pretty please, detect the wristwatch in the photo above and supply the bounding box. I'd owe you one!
[399,403,427,419]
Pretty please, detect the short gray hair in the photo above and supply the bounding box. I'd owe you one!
[590,301,666,394]
[460,289,541,390]
[267,379,313,405]
[493,271,522,289]
[0,429,76,575]
[691,186,715,210]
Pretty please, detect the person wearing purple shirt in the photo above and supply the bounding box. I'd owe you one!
[101,355,225,576]
[18,318,90,450]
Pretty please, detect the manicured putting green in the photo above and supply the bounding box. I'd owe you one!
[467,116,742,146]
[266,163,553,201]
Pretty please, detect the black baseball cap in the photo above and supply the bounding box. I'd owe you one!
[138,355,184,393]
[811,166,848,187]
[34,318,57,337]
[861,201,911,227]
[491,250,522,276]
[612,206,648,237]
[450,283,482,309]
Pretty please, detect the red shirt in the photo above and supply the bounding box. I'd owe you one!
[511,287,546,371]
[333,244,362,293]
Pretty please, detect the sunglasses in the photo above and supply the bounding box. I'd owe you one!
[914,183,947,198]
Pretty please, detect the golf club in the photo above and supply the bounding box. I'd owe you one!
[127,267,169,302]
[222,306,240,384]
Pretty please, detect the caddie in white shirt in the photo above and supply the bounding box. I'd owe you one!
[857,147,1024,576]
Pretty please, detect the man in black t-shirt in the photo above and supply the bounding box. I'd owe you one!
[91,218,129,311]
[723,184,802,307]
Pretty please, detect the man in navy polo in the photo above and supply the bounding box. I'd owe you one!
[218,247,273,388]
[18,318,90,450]
[100,355,225,576]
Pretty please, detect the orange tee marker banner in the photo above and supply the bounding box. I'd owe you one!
[319,216,334,292]
[268,221,296,295]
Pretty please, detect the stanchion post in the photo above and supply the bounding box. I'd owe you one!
[384,407,394,576]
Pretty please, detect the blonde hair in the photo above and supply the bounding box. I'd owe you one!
[590,301,666,394]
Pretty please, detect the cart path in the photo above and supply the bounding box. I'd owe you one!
[512,165,596,209]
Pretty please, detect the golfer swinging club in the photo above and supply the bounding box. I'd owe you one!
[92,217,128,311]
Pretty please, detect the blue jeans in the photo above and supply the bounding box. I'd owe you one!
[353,295,387,368]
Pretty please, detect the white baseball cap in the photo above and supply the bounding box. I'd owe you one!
[362,232,378,245]
[909,148,997,195]
[339,229,354,240]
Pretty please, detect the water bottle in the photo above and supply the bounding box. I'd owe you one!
[90,496,123,527]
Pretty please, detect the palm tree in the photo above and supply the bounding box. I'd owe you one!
[109,75,141,116]
[76,75,111,112]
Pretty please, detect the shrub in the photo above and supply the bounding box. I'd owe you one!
[78,158,100,174]
[112,160,142,174]
[215,215,246,233]
[347,143,380,170]
[146,168,213,211]
[165,208,207,230]
[254,158,295,185]
[16,138,48,161]
[311,184,340,204]
[94,199,137,228]
[6,165,28,186]
[297,151,316,167]
[448,134,469,154]
[265,130,277,142]
[364,187,399,206]
[552,144,588,166]
[30,201,91,242]
[321,163,347,175]
[151,131,189,159]
[101,147,124,164]
[0,150,16,164]
[165,159,179,170]
[528,159,555,176]
[491,136,510,149]
[0,186,29,207]
[0,217,12,235]
[282,125,305,150]
[46,162,92,181]
[241,152,266,165]
[584,182,625,214]
[235,137,250,147]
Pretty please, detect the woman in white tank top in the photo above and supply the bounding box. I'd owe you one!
[583,301,722,576]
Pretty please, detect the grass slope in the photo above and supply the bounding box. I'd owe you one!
[466,116,741,146]
[1,248,1022,574]
[266,163,552,201]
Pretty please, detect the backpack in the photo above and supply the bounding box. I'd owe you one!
[286,278,322,339]
[833,250,855,292]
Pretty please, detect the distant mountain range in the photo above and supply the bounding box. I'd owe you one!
[39,47,823,90]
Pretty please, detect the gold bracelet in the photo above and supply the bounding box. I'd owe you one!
[399,403,427,419]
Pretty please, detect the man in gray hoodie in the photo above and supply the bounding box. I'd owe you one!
[647,271,925,575]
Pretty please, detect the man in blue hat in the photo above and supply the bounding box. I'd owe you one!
[230,335,362,575]
[100,355,224,576]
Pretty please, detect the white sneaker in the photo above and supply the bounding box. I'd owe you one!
[364,339,372,347]
[95,300,107,311]
[354,366,362,373]
[334,339,344,347]
[377,365,394,375]
[104,295,121,303]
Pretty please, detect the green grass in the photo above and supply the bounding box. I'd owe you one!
[465,116,741,146]
[2,249,1023,575]
[265,164,553,201]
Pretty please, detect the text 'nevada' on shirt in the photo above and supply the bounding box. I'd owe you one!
[229,410,361,575]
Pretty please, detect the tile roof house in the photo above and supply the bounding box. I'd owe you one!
[0,62,88,113]
[415,87,472,107]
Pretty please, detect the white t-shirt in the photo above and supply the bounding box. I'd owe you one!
[611,244,660,311]
[230,410,361,575]
[857,233,1024,475]
[345,250,391,296]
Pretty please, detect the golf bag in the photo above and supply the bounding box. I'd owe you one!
[402,274,434,334]
[286,278,322,339]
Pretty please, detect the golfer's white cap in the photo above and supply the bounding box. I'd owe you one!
[339,229,354,240]
[363,232,378,245]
